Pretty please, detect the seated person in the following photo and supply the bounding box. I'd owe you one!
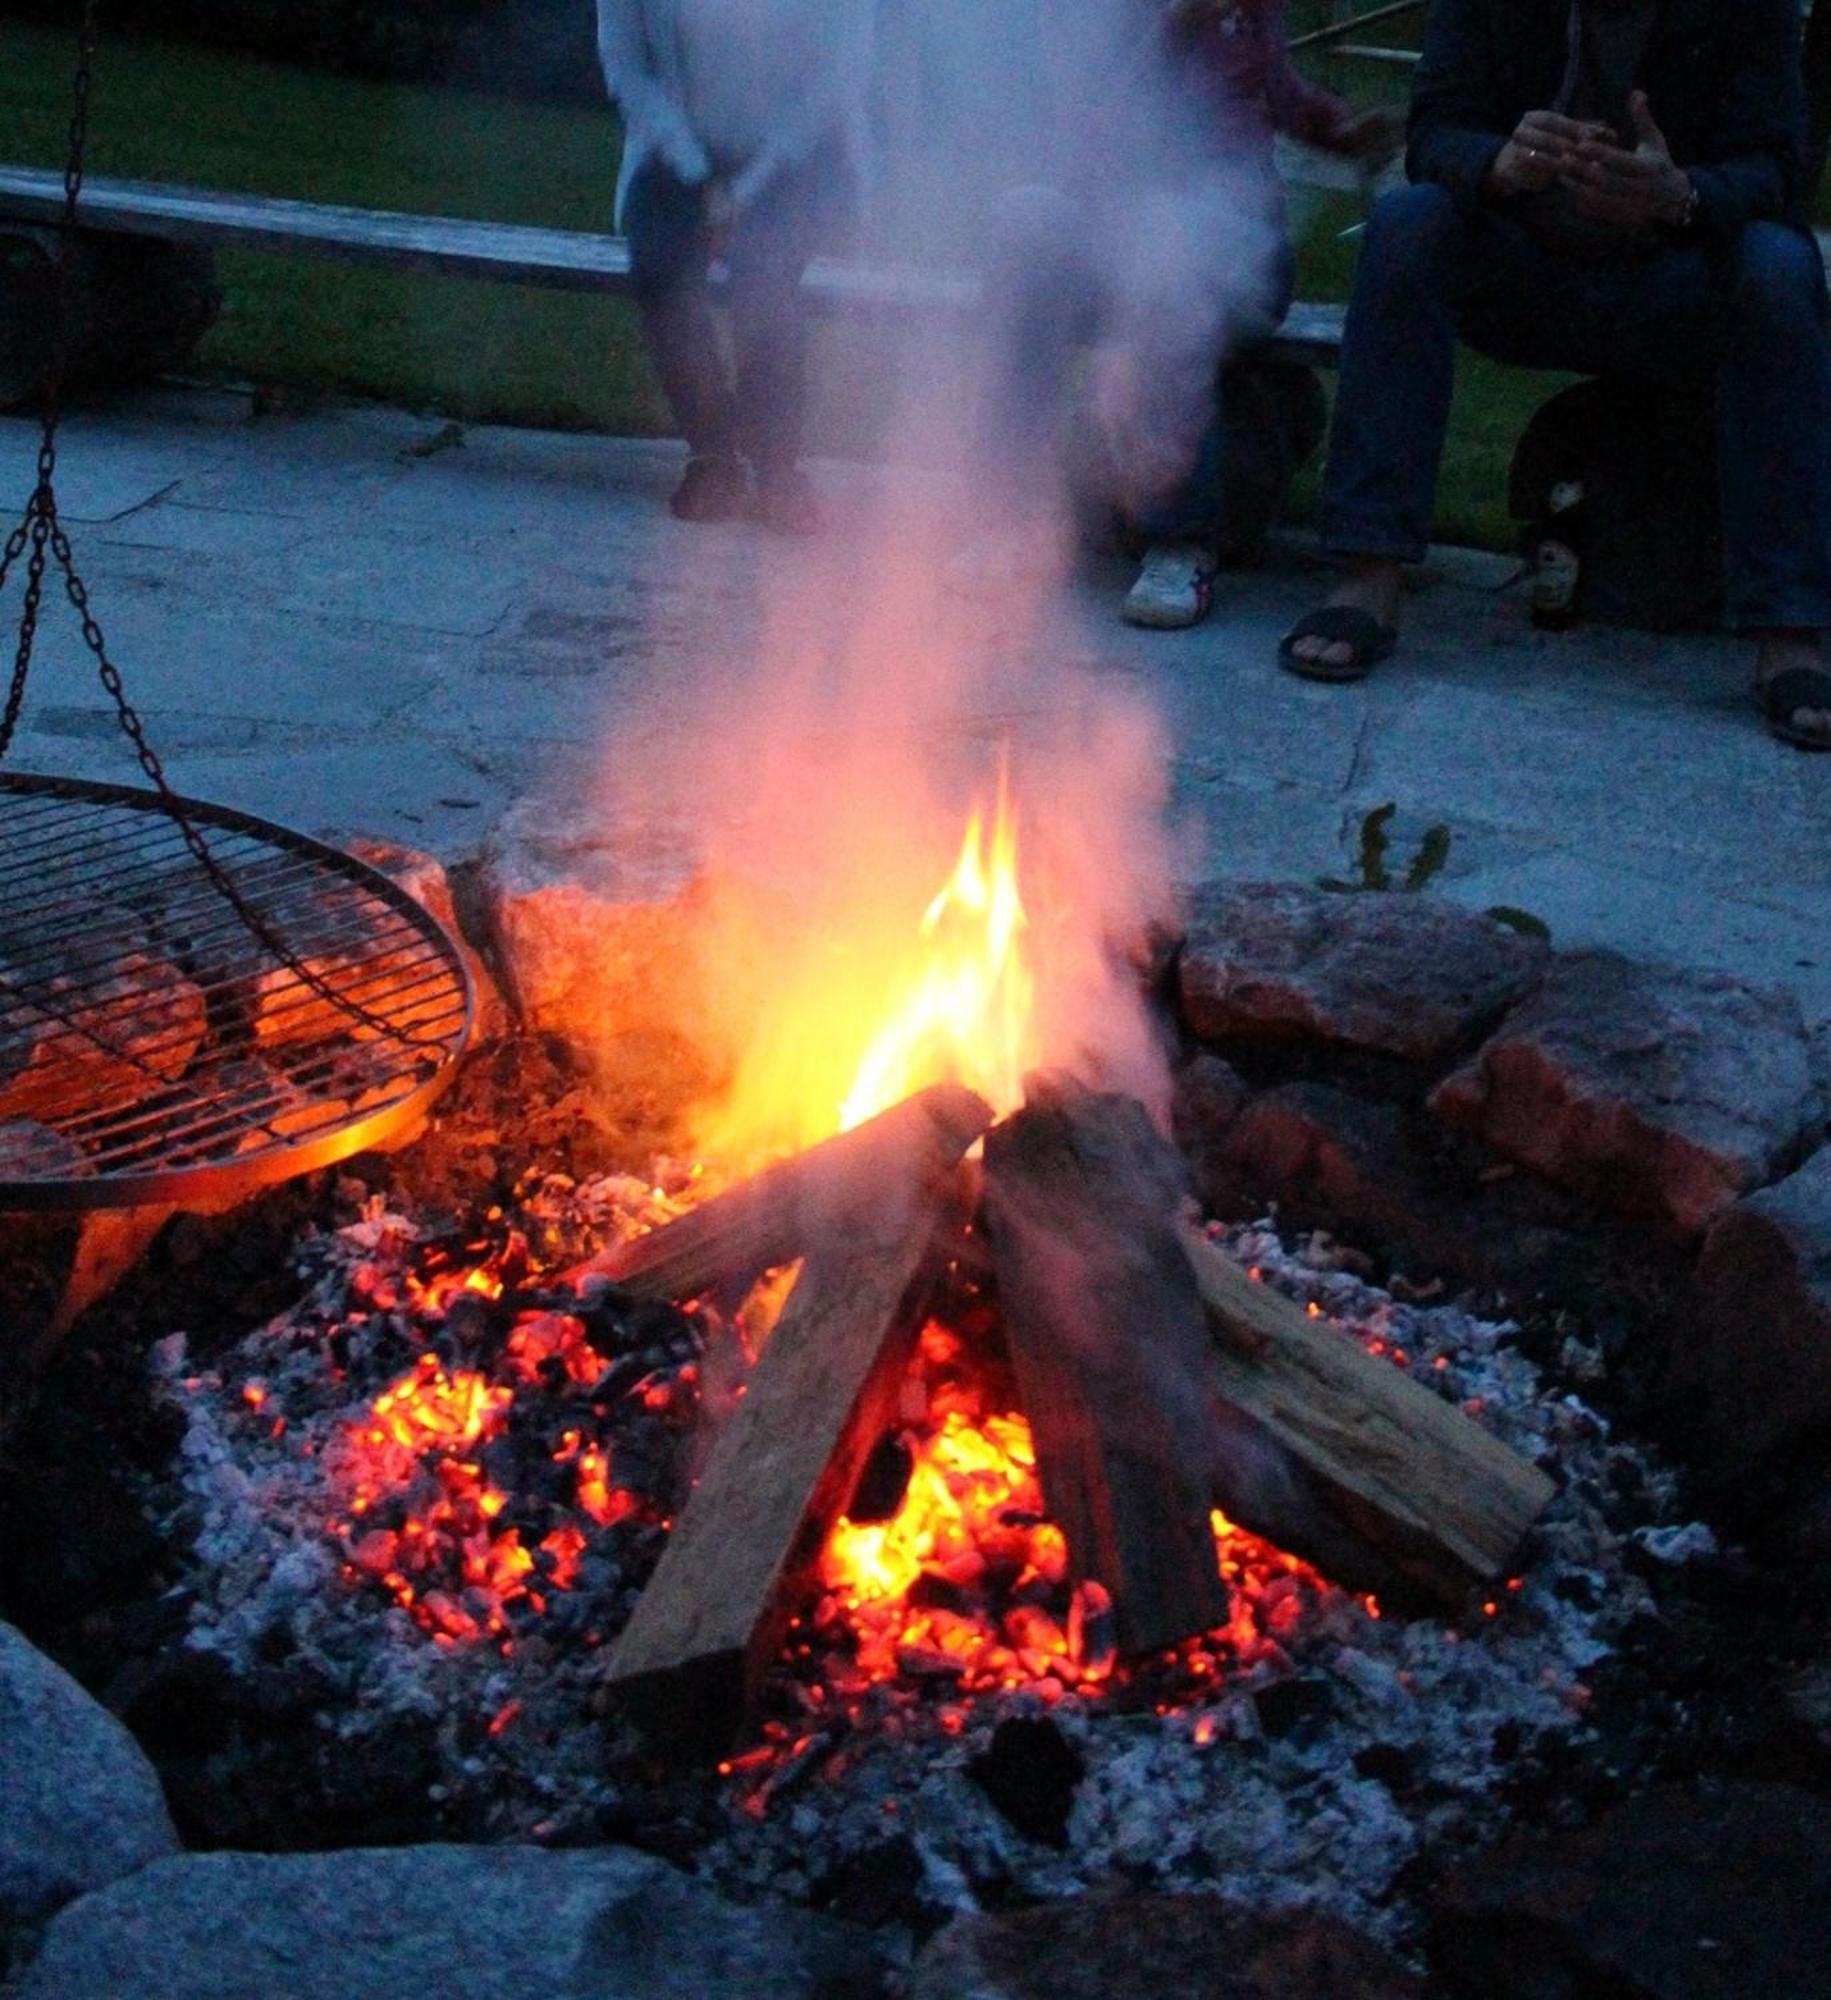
[962,0,1399,629]
[596,0,870,532]
[1281,0,1831,753]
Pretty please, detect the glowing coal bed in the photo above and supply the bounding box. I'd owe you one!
[132,1153,1721,1948]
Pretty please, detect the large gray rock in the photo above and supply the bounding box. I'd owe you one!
[1430,1782,1831,1999]
[0,1622,178,1928]
[908,1896,1423,2000]
[344,837,511,1045]
[475,793,711,1065]
[1663,1143,1831,1463]
[1176,882,1547,1064]
[1429,952,1815,1237]
[12,1845,885,2000]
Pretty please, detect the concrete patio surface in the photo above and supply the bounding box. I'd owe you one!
[2,382,1827,1027]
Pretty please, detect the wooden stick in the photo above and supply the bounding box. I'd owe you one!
[573,1081,992,1305]
[982,1074,1230,1656]
[1178,1216,1555,1609]
[596,1106,980,1756]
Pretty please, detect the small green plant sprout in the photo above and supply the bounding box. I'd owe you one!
[1320,804,1551,941]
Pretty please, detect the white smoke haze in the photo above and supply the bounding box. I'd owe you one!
[594,0,1280,1168]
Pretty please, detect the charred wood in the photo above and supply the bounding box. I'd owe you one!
[595,1089,987,1755]
[576,1081,992,1305]
[982,1073,1230,1657]
[1178,1217,1555,1611]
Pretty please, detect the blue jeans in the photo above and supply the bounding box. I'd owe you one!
[978,186,1293,545]
[1320,184,1831,630]
[624,146,843,473]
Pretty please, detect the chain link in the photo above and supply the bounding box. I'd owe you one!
[0,0,445,1051]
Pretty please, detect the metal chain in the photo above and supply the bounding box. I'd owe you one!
[0,1,446,1051]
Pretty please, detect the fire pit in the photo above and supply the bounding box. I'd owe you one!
[4,788,1826,1993]
[116,1098,1673,1941]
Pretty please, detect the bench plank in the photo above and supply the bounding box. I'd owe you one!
[0,164,1345,363]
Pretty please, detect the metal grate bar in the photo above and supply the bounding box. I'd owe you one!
[72,1074,424,1164]
[0,773,472,1211]
[0,835,317,922]
[3,889,434,989]
[9,967,462,1104]
[0,803,243,888]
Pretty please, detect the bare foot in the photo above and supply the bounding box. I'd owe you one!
[1288,559,1404,676]
[1754,629,1831,750]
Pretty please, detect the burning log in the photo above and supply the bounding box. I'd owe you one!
[596,1086,990,1754]
[577,1081,993,1305]
[1177,1218,1556,1611]
[983,1074,1556,1643]
[982,1073,1231,1656]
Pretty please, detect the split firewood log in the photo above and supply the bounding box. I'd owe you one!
[575,1081,995,1306]
[986,1074,1555,1631]
[1176,1216,1556,1609]
[982,1072,1231,1655]
[596,1086,990,1755]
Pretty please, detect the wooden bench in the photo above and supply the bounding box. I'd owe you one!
[0,165,1349,371]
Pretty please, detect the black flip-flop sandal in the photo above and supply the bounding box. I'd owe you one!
[1754,666,1831,752]
[1278,607,1398,684]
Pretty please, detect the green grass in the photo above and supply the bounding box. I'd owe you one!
[0,15,1744,551]
[0,19,671,434]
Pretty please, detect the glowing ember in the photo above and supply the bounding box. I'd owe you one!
[310,1176,1358,1735]
[805,1324,1352,1710]
[326,1297,647,1646]
[819,1404,1105,1694]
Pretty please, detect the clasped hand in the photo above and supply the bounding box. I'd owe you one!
[1486,90,1691,229]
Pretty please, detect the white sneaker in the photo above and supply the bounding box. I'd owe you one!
[1121,543,1216,629]
[945,519,1065,601]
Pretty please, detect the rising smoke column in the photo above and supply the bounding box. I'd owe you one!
[594,0,1280,1172]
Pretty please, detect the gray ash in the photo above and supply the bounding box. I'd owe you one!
[127,1162,1718,1956]
[142,1168,713,1846]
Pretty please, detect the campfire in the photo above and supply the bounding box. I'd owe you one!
[1,741,1722,1949]
[138,780,1567,1825]
[146,1131,1650,1926]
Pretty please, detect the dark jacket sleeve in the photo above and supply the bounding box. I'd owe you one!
[1684,0,1806,242]
[1405,0,1510,208]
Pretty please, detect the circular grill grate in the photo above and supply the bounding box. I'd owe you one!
[0,772,472,1211]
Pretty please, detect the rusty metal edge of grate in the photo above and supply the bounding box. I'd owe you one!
[0,770,474,1214]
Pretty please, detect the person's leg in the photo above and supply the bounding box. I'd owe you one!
[1288,184,1477,674]
[724,162,822,509]
[1294,200,1706,677]
[974,185,1103,524]
[1119,411,1225,627]
[1121,247,1296,630]
[1460,225,1831,745]
[624,156,743,516]
[1715,223,1831,746]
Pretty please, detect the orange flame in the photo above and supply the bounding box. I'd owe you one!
[811,1366,1348,1706]
[692,776,1037,1173]
[838,786,1033,1132]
